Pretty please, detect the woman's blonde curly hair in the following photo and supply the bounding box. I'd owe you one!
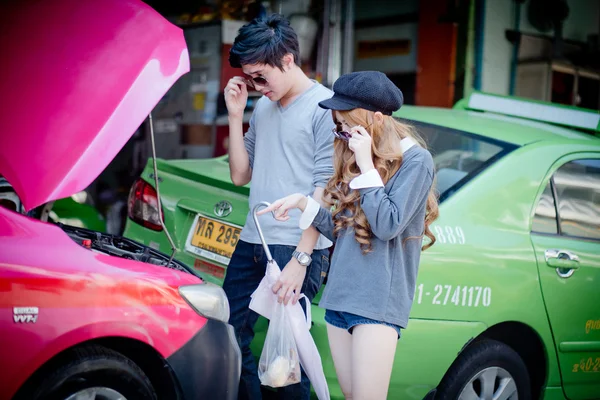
[323,108,439,254]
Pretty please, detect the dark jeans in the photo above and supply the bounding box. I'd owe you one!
[223,240,330,400]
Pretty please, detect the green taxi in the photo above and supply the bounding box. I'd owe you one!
[123,92,600,400]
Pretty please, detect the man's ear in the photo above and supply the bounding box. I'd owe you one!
[282,53,294,70]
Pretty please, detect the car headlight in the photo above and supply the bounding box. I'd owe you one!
[178,283,230,323]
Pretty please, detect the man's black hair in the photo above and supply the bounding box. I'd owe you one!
[229,14,300,70]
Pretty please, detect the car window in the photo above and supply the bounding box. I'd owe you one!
[401,119,516,201]
[553,159,600,240]
[532,181,558,234]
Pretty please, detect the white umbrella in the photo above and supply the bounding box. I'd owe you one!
[249,202,330,400]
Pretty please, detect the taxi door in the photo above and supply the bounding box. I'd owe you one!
[530,155,600,399]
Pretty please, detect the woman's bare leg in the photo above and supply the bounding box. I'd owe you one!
[351,324,398,400]
[326,323,354,399]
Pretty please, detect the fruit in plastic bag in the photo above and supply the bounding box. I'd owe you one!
[258,302,301,388]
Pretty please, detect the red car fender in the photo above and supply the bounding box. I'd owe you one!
[3,303,207,400]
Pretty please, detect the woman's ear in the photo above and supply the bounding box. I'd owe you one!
[374,111,385,125]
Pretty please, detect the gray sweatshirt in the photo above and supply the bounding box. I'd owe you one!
[313,145,435,328]
[240,81,334,249]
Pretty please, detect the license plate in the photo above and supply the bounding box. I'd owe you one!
[185,215,241,265]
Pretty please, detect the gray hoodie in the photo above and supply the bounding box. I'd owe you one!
[310,144,435,328]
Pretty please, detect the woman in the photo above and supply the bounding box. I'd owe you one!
[259,71,439,399]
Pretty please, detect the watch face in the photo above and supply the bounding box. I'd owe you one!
[295,252,310,265]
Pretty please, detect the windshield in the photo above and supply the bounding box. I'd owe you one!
[222,119,516,202]
[402,119,517,202]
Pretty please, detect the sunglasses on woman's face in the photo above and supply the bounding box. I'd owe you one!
[243,75,268,89]
[332,122,372,141]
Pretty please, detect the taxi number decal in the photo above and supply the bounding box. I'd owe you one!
[572,357,600,373]
[416,284,492,307]
[433,226,466,245]
[586,319,600,334]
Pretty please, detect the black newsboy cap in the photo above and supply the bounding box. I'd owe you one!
[318,71,403,115]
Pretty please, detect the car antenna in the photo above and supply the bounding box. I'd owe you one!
[148,112,177,266]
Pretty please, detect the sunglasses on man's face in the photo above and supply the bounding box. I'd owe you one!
[243,75,268,89]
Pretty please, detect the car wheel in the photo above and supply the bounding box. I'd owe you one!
[18,345,156,400]
[436,339,531,400]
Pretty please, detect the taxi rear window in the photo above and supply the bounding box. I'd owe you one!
[401,119,517,202]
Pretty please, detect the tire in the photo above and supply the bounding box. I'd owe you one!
[436,339,531,400]
[17,345,157,400]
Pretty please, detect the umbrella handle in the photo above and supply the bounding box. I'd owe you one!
[252,201,274,262]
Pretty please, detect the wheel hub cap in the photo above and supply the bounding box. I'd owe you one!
[458,366,518,400]
[65,387,127,400]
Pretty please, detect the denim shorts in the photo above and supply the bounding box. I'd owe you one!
[324,309,402,339]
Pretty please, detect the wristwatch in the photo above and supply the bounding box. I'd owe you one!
[292,250,312,267]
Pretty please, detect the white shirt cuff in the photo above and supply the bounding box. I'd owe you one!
[299,196,320,230]
[349,169,384,189]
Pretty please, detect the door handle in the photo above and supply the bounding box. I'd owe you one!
[545,249,580,277]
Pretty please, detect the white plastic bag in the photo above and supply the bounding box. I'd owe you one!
[250,260,330,399]
[258,301,301,388]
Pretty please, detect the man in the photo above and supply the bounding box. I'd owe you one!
[223,13,334,400]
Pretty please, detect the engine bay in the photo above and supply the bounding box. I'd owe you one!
[61,224,196,276]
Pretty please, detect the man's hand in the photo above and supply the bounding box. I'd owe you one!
[272,257,307,305]
[224,77,249,119]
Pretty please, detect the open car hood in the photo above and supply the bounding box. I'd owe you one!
[0,0,189,211]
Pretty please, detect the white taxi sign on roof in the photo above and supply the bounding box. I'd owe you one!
[461,92,600,133]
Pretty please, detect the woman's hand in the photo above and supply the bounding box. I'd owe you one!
[257,193,308,221]
[348,125,375,173]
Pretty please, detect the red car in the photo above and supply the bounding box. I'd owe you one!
[0,1,240,399]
